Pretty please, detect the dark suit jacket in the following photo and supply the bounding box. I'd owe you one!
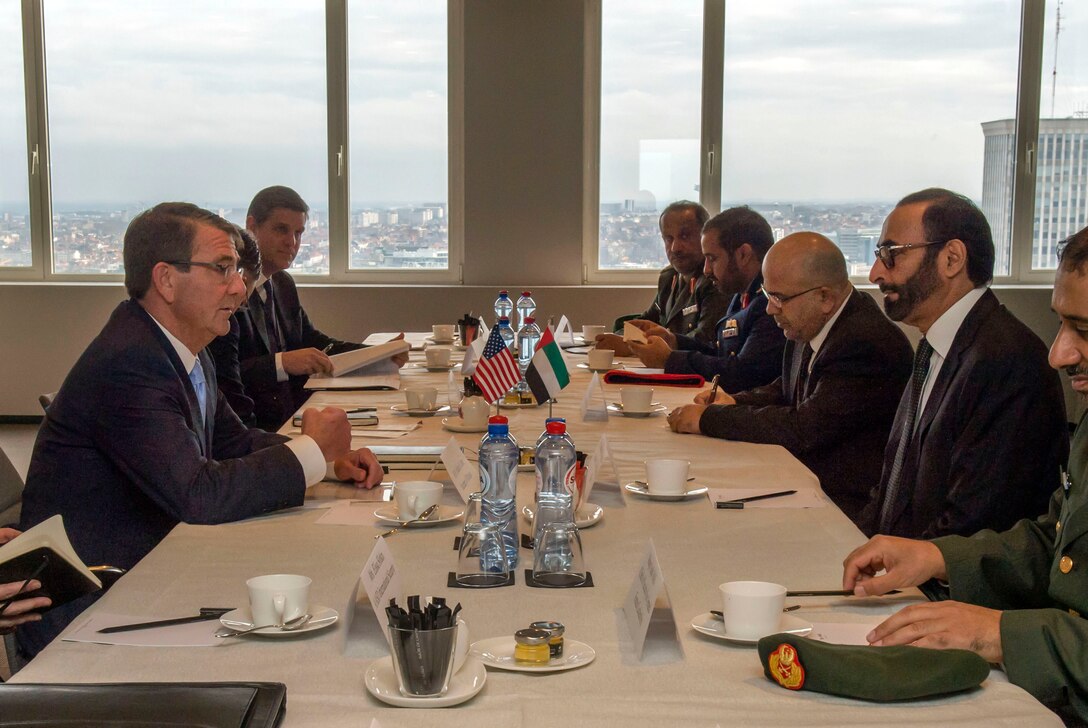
[665,275,786,393]
[639,267,731,345]
[860,289,1067,539]
[698,289,913,523]
[18,299,305,655]
[930,416,1088,723]
[209,270,362,431]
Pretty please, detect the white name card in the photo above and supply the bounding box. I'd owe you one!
[621,539,667,658]
[554,314,575,345]
[360,536,401,645]
[581,372,608,422]
[442,435,478,503]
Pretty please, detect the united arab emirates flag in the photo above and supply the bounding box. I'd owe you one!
[526,325,570,405]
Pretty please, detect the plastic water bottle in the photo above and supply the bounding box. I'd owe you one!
[478,415,520,568]
[494,290,513,325]
[515,291,536,329]
[497,316,516,353]
[532,421,577,568]
[517,316,542,378]
[536,418,574,450]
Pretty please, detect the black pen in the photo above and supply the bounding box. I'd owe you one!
[706,374,720,404]
[97,607,233,634]
[716,489,797,509]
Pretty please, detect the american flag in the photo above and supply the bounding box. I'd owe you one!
[472,325,520,403]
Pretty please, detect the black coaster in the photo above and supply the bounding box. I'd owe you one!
[523,569,594,589]
[520,533,534,550]
[447,571,515,589]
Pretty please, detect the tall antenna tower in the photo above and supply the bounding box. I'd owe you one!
[1050,0,1063,118]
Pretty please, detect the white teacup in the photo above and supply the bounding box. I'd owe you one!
[394,480,443,519]
[458,395,490,429]
[587,348,614,370]
[719,581,787,640]
[432,324,455,343]
[620,386,653,413]
[246,574,311,627]
[582,324,607,341]
[405,387,438,411]
[426,347,452,367]
[644,458,690,495]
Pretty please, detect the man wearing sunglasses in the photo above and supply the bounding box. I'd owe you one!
[666,232,912,524]
[858,188,1066,539]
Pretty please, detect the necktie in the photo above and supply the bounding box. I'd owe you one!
[262,280,281,354]
[189,359,208,425]
[877,338,934,533]
[794,343,814,402]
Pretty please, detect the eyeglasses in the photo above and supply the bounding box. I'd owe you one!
[873,240,949,269]
[164,260,245,282]
[760,285,822,307]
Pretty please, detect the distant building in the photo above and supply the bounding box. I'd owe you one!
[982,117,1088,270]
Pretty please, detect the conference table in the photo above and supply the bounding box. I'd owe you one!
[12,337,1059,726]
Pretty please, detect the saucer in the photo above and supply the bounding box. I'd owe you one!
[564,345,593,355]
[442,417,488,434]
[375,505,465,526]
[364,655,487,708]
[607,402,667,417]
[390,404,452,417]
[412,362,457,372]
[219,606,339,636]
[690,612,812,645]
[498,400,541,409]
[425,337,457,346]
[470,636,596,672]
[577,362,624,372]
[521,503,603,528]
[623,483,709,501]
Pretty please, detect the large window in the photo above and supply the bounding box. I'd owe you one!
[598,0,703,271]
[43,0,327,274]
[1029,0,1087,271]
[0,1,31,268]
[348,0,448,270]
[721,0,1021,277]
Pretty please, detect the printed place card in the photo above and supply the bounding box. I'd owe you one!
[360,537,401,645]
[442,436,478,503]
[621,539,667,658]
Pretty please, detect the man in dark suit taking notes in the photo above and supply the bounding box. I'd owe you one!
[666,233,912,523]
[18,202,384,658]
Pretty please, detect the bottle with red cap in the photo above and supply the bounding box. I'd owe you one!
[516,315,542,382]
[479,415,520,568]
[532,419,576,556]
[515,290,536,330]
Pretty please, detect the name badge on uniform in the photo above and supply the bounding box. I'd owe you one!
[721,319,739,339]
[681,304,699,317]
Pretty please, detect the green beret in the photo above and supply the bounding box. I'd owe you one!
[756,634,990,702]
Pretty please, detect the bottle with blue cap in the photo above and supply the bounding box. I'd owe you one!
[493,290,513,325]
[479,415,519,568]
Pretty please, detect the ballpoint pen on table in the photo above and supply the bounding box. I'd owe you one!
[323,343,334,353]
[716,489,797,509]
[97,607,234,634]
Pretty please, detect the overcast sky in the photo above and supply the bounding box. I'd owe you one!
[1,1,1085,210]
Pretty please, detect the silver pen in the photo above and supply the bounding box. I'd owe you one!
[707,374,720,404]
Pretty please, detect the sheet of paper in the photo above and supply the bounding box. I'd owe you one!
[808,621,879,646]
[359,537,401,645]
[442,436,478,504]
[581,373,608,422]
[623,322,648,344]
[316,501,383,526]
[304,373,400,391]
[363,332,429,351]
[62,613,224,647]
[288,422,419,436]
[621,539,667,659]
[707,488,828,509]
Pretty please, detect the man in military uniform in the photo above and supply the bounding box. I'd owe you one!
[841,224,1088,723]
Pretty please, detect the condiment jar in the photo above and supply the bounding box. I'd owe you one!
[513,628,551,664]
[529,620,565,658]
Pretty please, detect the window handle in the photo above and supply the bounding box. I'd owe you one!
[337,145,344,177]
[31,144,39,176]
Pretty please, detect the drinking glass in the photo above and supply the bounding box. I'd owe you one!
[455,521,511,587]
[532,521,586,587]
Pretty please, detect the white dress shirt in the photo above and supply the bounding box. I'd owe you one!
[254,273,290,383]
[917,286,988,423]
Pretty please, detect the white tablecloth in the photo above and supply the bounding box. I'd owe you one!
[12,344,1060,726]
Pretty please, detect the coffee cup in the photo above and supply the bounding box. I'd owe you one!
[405,387,438,411]
[582,324,607,341]
[426,347,452,368]
[432,324,455,343]
[394,480,443,519]
[719,581,787,640]
[246,574,311,627]
[458,395,489,429]
[388,617,470,697]
[620,386,653,413]
[644,458,690,495]
[587,348,614,370]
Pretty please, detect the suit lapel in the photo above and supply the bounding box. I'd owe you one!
[246,287,273,354]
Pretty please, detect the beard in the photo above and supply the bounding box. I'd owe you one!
[880,255,940,321]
